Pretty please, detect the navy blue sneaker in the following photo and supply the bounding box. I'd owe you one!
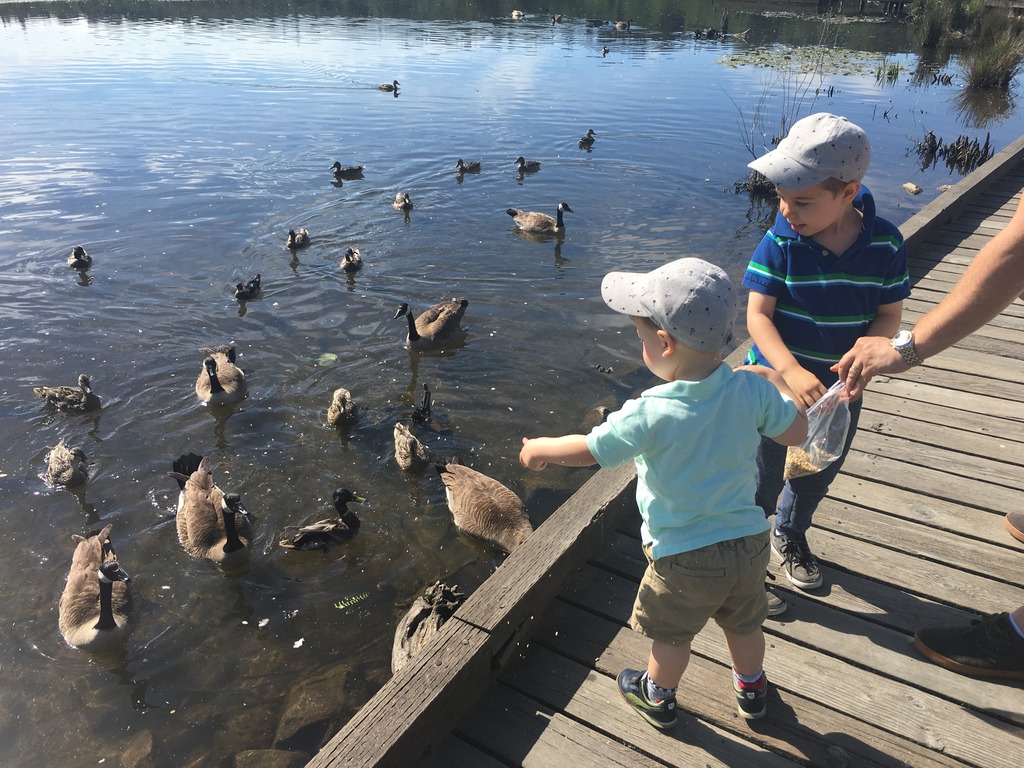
[617,668,677,730]
[733,671,768,720]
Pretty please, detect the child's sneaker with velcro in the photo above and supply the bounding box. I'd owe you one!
[733,671,768,720]
[617,668,677,729]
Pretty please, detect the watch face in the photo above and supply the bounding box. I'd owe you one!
[893,329,912,347]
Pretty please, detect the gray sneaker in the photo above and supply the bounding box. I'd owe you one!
[772,529,823,590]
[765,572,787,616]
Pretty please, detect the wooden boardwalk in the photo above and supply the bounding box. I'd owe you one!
[309,138,1024,768]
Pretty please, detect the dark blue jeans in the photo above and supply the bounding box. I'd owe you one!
[755,397,863,537]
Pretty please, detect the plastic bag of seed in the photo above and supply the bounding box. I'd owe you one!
[784,381,850,480]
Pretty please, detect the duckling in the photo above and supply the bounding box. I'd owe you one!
[378,79,400,92]
[394,422,430,472]
[514,156,541,174]
[195,345,247,407]
[393,192,414,211]
[234,273,261,301]
[394,298,469,350]
[326,387,357,428]
[67,245,92,270]
[392,580,466,673]
[578,128,597,149]
[506,202,573,235]
[278,488,365,551]
[435,462,533,553]
[331,161,365,179]
[614,18,632,31]
[286,228,311,250]
[511,10,524,19]
[340,247,363,273]
[455,159,482,174]
[34,374,101,413]
[45,438,88,487]
[169,453,252,568]
[58,524,134,653]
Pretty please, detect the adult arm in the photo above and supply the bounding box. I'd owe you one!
[834,192,1024,397]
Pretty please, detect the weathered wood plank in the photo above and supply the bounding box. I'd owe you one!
[862,390,1024,440]
[862,376,1024,421]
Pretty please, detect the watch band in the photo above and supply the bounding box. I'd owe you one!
[891,332,923,367]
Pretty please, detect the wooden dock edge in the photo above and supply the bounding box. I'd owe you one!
[305,135,1024,768]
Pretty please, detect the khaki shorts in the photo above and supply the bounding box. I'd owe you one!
[630,531,770,646]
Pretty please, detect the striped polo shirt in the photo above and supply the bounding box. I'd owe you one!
[742,187,910,385]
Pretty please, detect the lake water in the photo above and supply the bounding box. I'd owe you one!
[1,1,1021,765]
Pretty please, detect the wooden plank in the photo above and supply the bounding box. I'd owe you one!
[420,736,509,768]
[875,364,1024,402]
[862,376,1024,421]
[861,390,1024,440]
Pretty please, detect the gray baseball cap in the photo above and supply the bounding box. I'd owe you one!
[748,112,870,189]
[601,257,737,352]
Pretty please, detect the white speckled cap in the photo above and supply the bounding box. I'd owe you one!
[601,257,737,351]
[748,112,870,189]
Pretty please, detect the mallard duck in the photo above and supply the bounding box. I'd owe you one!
[67,245,91,270]
[511,10,524,19]
[602,46,610,56]
[234,273,261,301]
[394,298,469,350]
[506,202,573,235]
[393,192,414,211]
[34,374,101,413]
[286,228,311,250]
[411,382,432,424]
[551,14,563,23]
[331,161,365,179]
[514,156,541,174]
[435,462,533,553]
[394,421,430,472]
[614,18,632,31]
[378,79,400,92]
[278,488,365,551]
[58,524,133,653]
[169,453,252,568]
[391,581,466,673]
[340,247,362,273]
[326,387,357,427]
[455,159,482,174]
[578,128,597,149]
[195,345,247,407]
[45,438,88,487]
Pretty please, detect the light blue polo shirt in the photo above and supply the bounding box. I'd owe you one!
[586,363,797,560]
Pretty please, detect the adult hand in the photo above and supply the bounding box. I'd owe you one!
[833,336,908,398]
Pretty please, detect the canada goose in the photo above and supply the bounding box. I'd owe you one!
[394,298,469,350]
[511,10,524,19]
[58,524,134,653]
[506,202,573,235]
[326,387,357,427]
[286,228,311,250]
[514,156,541,174]
[392,581,466,673]
[393,192,414,211]
[34,374,101,413]
[67,245,91,269]
[170,453,252,568]
[602,46,610,56]
[278,488,365,551]
[615,18,632,31]
[578,128,597,149]
[552,14,563,23]
[234,273,261,301]
[331,161,365,179]
[340,247,362,273]
[394,422,430,471]
[435,462,533,553]
[195,345,247,407]
[455,159,481,174]
[378,79,400,92]
[46,438,88,487]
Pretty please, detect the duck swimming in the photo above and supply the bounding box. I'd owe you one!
[67,245,91,269]
[34,374,101,413]
[234,273,261,301]
[278,488,366,551]
[286,228,311,250]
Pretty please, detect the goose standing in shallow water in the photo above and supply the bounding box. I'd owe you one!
[34,374,101,413]
[340,247,362,273]
[394,298,469,350]
[506,202,573,235]
[331,161,364,179]
[170,453,252,568]
[326,387,358,427]
[578,128,597,149]
[436,462,533,553]
[67,245,91,269]
[378,79,400,92]
[195,345,247,407]
[394,421,430,471]
[279,488,366,551]
[46,438,89,487]
[286,228,310,250]
[58,524,134,653]
[234,273,261,301]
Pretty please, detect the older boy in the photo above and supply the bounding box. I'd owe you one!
[521,258,806,729]
[744,113,910,593]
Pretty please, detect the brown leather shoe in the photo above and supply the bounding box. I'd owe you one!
[1006,511,1024,544]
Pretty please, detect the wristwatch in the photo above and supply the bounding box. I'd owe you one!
[890,329,923,367]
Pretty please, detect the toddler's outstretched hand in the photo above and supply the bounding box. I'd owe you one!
[520,437,547,471]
